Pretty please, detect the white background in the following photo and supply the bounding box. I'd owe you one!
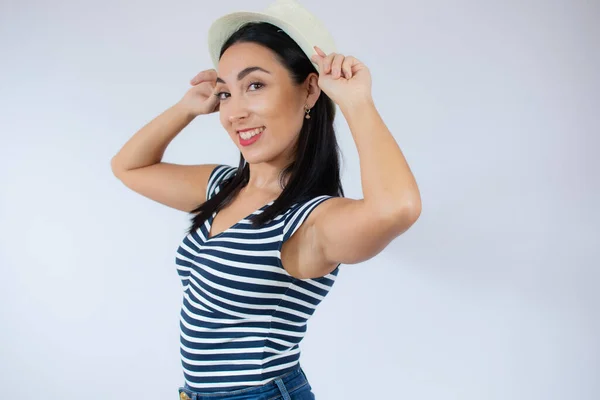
[1,0,598,399]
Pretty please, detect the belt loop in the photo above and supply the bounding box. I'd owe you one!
[274,377,292,400]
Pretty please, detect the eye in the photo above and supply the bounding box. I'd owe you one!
[248,81,264,91]
[215,81,265,101]
[215,91,229,101]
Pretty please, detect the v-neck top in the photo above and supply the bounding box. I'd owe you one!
[174,164,341,393]
[207,199,275,240]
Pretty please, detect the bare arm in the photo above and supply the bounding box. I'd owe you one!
[110,70,223,212]
[110,103,195,173]
[304,99,421,274]
[110,103,217,212]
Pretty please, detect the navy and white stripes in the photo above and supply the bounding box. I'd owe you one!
[174,165,341,392]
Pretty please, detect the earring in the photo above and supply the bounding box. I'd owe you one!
[304,104,311,119]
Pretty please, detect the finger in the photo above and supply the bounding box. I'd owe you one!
[191,69,216,85]
[310,53,324,74]
[331,54,345,79]
[199,82,214,97]
[323,52,337,74]
[192,69,217,84]
[342,56,354,79]
[201,69,217,82]
[314,45,327,57]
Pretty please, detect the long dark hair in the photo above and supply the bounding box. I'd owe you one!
[186,22,344,236]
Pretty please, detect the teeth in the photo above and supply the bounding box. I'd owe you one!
[239,127,265,140]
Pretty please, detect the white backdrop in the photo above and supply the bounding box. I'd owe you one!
[1,0,598,399]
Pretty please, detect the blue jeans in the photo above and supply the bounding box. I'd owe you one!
[177,365,316,400]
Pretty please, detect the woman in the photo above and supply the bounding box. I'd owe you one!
[111,0,421,398]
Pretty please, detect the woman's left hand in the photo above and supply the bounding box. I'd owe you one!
[310,46,373,110]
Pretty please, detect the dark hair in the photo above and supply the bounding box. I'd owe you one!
[186,22,344,236]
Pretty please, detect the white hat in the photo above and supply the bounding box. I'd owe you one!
[207,0,337,74]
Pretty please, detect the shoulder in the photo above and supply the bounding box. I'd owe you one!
[280,194,342,279]
[282,195,338,241]
[206,164,237,200]
[208,164,237,184]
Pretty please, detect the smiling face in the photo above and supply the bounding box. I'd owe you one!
[215,41,319,165]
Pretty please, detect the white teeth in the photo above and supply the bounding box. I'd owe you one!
[239,127,265,140]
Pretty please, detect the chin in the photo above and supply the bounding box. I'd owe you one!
[240,153,271,164]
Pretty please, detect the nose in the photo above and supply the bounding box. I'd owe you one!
[228,113,248,123]
[227,96,249,123]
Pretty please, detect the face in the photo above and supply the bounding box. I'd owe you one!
[215,41,320,166]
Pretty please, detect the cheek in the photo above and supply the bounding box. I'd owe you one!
[247,96,279,117]
[254,95,302,126]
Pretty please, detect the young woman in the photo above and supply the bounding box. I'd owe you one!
[111,1,421,398]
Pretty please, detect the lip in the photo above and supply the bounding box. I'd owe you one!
[236,126,265,133]
[238,128,265,147]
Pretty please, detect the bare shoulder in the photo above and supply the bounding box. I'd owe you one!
[280,197,352,280]
[282,195,415,276]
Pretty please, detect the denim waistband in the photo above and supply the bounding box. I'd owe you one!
[178,364,309,400]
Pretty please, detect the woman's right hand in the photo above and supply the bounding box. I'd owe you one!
[177,69,220,117]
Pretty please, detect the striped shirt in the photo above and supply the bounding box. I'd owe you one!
[175,165,341,392]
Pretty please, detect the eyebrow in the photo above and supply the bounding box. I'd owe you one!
[216,66,271,84]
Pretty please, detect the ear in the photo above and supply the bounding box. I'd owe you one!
[304,72,321,107]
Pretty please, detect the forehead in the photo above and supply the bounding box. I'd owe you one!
[217,42,282,79]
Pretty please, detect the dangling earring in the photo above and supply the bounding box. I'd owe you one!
[304,104,311,119]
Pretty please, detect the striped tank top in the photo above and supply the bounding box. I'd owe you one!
[175,165,341,393]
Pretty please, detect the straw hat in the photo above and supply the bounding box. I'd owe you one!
[207,0,337,75]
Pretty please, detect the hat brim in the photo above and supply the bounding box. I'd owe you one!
[207,11,326,73]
